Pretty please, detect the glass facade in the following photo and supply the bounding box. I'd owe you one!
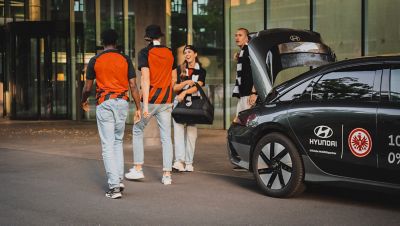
[169,0,187,61]
[365,0,400,56]
[0,0,399,129]
[192,0,224,129]
[266,0,309,29]
[313,0,361,60]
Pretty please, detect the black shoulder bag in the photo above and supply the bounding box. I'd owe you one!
[171,83,214,124]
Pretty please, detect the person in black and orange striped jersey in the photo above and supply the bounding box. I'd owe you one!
[125,25,177,185]
[81,29,141,199]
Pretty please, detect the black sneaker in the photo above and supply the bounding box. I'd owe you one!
[105,187,122,199]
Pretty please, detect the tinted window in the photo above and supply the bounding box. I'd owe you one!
[278,79,312,102]
[311,66,377,101]
[390,69,400,102]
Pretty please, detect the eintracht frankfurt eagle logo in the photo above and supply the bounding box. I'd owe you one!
[348,128,372,157]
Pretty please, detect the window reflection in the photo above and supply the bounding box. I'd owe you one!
[170,0,187,63]
[101,0,123,44]
[312,71,375,101]
[193,0,223,129]
[390,69,400,102]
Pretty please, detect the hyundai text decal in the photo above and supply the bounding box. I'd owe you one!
[314,125,333,139]
[309,125,338,148]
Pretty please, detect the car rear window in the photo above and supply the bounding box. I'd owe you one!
[278,79,313,102]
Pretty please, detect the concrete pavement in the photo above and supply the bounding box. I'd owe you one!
[0,120,399,225]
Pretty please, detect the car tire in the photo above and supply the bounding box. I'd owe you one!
[252,132,304,198]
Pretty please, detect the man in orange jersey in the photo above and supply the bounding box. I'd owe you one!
[81,29,141,199]
[125,24,177,185]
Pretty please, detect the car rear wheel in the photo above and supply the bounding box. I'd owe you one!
[252,132,304,198]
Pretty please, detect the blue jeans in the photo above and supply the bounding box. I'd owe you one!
[132,103,173,171]
[96,99,129,189]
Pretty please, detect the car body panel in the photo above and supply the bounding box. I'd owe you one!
[228,51,400,192]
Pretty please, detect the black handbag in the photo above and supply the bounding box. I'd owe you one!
[171,83,214,124]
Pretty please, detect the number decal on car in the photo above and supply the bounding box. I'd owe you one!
[388,135,400,147]
[388,152,400,165]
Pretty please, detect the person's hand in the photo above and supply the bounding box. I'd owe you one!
[143,105,150,118]
[233,52,239,61]
[81,101,89,112]
[248,94,257,106]
[177,91,187,102]
[186,80,195,87]
[134,109,141,124]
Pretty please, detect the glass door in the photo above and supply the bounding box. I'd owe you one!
[9,22,69,119]
[12,35,41,119]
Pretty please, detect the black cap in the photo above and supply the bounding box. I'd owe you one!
[183,44,198,53]
[144,24,164,40]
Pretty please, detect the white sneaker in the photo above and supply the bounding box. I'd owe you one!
[125,167,144,180]
[161,175,172,185]
[172,161,185,172]
[185,164,194,172]
[119,182,125,192]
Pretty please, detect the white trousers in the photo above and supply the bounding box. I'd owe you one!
[235,96,252,116]
[173,119,198,165]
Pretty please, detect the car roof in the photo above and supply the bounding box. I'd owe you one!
[275,55,400,92]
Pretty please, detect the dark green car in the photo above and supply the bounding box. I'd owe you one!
[228,29,400,198]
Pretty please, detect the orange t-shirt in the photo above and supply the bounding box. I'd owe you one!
[138,43,176,104]
[86,49,135,105]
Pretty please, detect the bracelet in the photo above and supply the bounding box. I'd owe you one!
[251,92,257,95]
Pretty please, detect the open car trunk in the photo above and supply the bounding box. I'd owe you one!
[248,28,336,102]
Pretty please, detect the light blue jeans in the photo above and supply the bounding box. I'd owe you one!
[173,99,198,164]
[96,98,129,189]
[132,103,173,171]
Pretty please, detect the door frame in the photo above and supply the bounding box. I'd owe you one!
[5,21,70,120]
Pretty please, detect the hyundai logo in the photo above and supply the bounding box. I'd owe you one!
[290,35,301,42]
[314,125,333,139]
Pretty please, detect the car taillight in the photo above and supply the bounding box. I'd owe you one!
[236,113,257,127]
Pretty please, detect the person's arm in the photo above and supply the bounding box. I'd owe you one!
[173,79,194,92]
[137,48,150,117]
[176,80,203,103]
[141,67,150,118]
[81,79,94,112]
[248,86,258,106]
[129,78,141,123]
[173,67,194,92]
[176,69,206,102]
[171,68,178,89]
[126,56,141,122]
[81,57,96,112]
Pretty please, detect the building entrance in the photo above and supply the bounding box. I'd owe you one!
[6,21,70,119]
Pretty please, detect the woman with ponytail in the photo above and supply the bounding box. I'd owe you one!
[172,45,206,172]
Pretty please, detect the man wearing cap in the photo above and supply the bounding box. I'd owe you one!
[125,24,177,185]
[81,29,141,199]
